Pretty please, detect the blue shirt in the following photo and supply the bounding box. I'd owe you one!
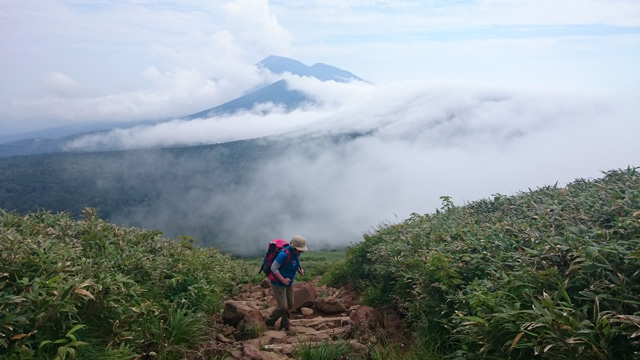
[270,245,300,287]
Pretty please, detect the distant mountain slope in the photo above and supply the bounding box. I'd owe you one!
[184,79,308,119]
[0,121,133,144]
[0,56,366,157]
[0,120,161,157]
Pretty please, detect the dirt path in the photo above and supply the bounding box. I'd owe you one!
[192,277,405,359]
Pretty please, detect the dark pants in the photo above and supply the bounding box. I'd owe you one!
[265,284,293,329]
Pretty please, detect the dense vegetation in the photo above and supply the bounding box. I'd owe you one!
[0,140,276,253]
[0,208,255,359]
[0,139,272,216]
[326,167,640,359]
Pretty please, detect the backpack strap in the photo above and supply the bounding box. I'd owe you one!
[284,248,292,266]
[283,248,301,272]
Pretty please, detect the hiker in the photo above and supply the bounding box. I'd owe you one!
[265,235,308,331]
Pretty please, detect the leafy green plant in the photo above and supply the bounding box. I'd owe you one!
[143,305,207,360]
[330,167,640,359]
[39,324,88,360]
[0,208,255,359]
[368,333,404,360]
[294,340,354,360]
[243,322,267,339]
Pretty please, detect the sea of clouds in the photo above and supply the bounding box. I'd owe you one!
[62,77,640,253]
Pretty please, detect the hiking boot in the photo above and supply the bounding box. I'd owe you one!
[265,320,275,330]
[281,323,291,331]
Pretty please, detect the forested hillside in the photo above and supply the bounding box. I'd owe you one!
[0,140,268,216]
[0,139,281,252]
[326,167,640,359]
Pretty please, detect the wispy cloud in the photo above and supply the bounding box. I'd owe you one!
[64,80,639,253]
[0,0,290,133]
[227,85,638,252]
[66,78,632,152]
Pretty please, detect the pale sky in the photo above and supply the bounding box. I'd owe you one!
[1,0,639,135]
[1,0,639,249]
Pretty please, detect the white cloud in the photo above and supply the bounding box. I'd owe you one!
[49,77,640,253]
[65,79,637,154]
[0,0,292,134]
[223,0,292,56]
[0,0,638,137]
[243,87,638,250]
[65,104,327,151]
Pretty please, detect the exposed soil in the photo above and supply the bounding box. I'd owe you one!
[190,277,406,360]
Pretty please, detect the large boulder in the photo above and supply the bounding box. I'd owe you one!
[222,300,254,326]
[293,283,318,309]
[335,285,361,309]
[268,283,319,309]
[314,296,347,314]
[237,309,266,334]
[349,305,383,332]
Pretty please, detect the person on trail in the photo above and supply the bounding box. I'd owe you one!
[265,235,307,331]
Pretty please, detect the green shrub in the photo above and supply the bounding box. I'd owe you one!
[0,208,254,359]
[331,167,640,359]
[142,304,208,360]
[294,340,354,360]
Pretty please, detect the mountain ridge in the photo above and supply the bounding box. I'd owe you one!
[258,55,366,83]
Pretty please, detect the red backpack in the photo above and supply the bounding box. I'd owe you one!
[259,239,291,276]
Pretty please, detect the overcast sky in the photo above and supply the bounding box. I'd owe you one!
[1,0,639,135]
[1,0,639,250]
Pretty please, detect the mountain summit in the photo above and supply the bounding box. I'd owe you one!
[184,55,366,119]
[257,55,366,83]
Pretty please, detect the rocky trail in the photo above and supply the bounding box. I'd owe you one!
[192,277,405,360]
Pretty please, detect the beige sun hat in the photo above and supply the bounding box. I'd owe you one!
[290,235,308,251]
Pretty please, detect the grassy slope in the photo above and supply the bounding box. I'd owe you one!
[0,207,347,359]
[0,208,256,359]
[326,167,640,359]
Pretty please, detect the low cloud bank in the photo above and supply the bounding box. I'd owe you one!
[75,80,639,254]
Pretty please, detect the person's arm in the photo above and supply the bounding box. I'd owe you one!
[271,258,291,285]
